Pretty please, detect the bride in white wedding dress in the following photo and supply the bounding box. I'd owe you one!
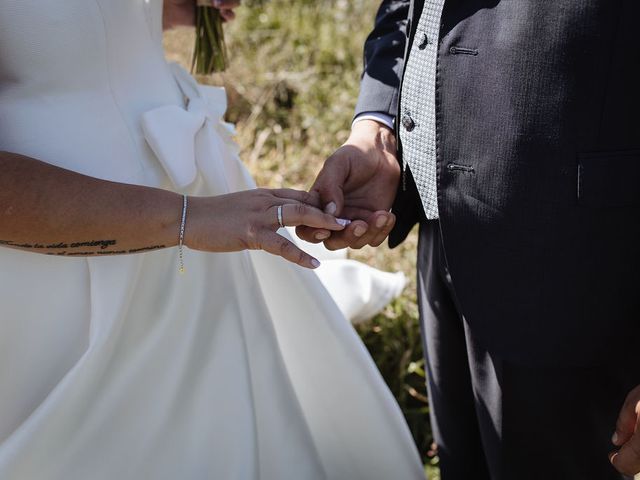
[0,1,424,479]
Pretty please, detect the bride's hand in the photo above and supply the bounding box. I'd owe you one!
[185,188,347,269]
[163,0,241,30]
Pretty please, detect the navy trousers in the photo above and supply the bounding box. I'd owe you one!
[417,221,638,480]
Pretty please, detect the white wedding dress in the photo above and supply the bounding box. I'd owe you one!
[0,1,424,479]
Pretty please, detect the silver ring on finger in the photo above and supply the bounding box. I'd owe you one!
[277,205,285,229]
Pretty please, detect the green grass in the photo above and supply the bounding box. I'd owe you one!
[164,0,436,472]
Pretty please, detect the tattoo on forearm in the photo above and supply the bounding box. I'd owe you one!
[70,240,117,249]
[0,239,116,250]
[127,245,166,253]
[1,239,166,257]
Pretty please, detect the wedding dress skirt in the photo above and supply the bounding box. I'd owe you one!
[0,1,423,479]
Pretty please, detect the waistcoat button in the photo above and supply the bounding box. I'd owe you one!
[418,33,429,50]
[402,115,415,132]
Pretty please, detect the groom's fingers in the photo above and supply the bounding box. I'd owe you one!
[296,204,377,244]
[311,151,351,216]
[324,211,391,250]
[271,189,322,209]
[342,211,394,249]
[295,226,333,243]
[368,212,396,247]
[295,225,324,243]
[322,220,370,250]
[314,210,394,250]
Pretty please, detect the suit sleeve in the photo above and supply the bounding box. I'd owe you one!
[354,0,411,118]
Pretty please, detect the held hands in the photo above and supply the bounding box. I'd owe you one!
[184,188,347,269]
[163,0,241,30]
[610,385,640,476]
[296,120,400,250]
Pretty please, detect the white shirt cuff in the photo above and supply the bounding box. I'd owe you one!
[352,112,395,131]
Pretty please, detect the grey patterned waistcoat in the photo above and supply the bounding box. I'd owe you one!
[398,0,445,220]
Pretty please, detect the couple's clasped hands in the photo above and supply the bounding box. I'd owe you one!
[297,119,399,250]
[186,121,398,270]
[163,2,400,262]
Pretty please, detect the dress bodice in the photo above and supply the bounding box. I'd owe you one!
[0,0,181,186]
[0,1,157,90]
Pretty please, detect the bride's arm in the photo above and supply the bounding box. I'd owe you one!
[0,151,344,268]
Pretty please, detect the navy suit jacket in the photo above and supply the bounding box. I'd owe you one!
[355,0,640,365]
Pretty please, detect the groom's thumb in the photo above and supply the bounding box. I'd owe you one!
[313,151,349,217]
[297,148,350,244]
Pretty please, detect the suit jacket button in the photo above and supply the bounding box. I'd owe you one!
[402,115,415,132]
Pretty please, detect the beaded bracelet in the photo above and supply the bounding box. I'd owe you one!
[178,194,188,274]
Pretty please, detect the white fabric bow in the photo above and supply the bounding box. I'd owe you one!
[141,63,236,189]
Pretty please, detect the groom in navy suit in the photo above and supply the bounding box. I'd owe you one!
[299,1,640,478]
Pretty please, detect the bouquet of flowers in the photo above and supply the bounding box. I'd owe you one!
[192,1,228,74]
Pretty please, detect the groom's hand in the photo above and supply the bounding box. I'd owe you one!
[297,120,400,250]
[610,384,640,476]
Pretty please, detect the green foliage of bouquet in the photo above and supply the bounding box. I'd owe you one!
[192,3,228,74]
